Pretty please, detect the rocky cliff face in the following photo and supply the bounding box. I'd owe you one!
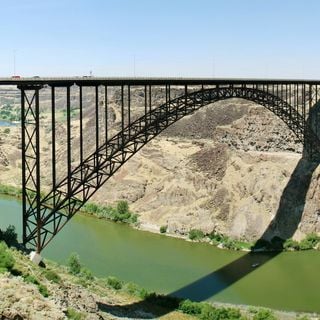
[0,88,319,242]
[89,99,320,241]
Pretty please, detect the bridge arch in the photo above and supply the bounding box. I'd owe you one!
[25,85,320,251]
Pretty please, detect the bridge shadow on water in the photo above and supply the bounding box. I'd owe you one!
[97,157,318,318]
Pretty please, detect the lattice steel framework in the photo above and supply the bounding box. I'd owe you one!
[11,79,320,252]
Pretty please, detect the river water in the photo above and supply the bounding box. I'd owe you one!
[0,196,319,313]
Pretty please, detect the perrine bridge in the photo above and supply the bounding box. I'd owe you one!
[1,77,320,258]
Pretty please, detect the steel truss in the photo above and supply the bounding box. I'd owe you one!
[17,81,320,252]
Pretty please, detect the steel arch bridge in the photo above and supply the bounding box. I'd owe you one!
[1,77,320,252]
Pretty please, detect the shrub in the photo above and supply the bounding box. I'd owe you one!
[160,225,168,234]
[38,283,49,297]
[43,269,61,284]
[123,281,141,296]
[253,309,276,320]
[0,225,18,247]
[179,299,203,315]
[0,241,15,272]
[208,231,225,243]
[23,274,39,285]
[80,267,94,281]
[3,128,10,134]
[67,253,81,275]
[83,202,99,214]
[106,276,123,290]
[200,305,242,320]
[129,213,138,224]
[117,200,129,215]
[66,308,84,320]
[23,274,49,297]
[304,233,320,247]
[189,229,205,241]
[283,238,300,250]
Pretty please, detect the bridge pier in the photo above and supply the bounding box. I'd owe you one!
[19,85,43,253]
[29,251,43,265]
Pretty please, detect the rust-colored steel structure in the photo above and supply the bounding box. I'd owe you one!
[1,77,318,252]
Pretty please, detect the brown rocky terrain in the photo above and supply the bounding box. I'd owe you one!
[0,87,319,242]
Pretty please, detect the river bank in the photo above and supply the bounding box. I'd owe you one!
[1,196,320,313]
[0,237,319,320]
[1,183,320,254]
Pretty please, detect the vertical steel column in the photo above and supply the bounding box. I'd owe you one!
[105,86,108,149]
[128,85,131,138]
[20,85,42,252]
[21,88,26,245]
[144,85,148,140]
[185,85,188,113]
[79,86,84,167]
[51,87,56,207]
[35,90,41,253]
[121,85,125,160]
[95,85,99,151]
[66,86,71,196]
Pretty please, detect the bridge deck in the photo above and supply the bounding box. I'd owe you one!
[1,77,320,86]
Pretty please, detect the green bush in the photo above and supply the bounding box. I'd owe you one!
[3,128,10,134]
[117,200,129,215]
[43,269,61,284]
[23,274,39,285]
[283,238,300,251]
[189,229,205,241]
[67,253,81,275]
[23,274,49,297]
[38,283,49,297]
[179,299,203,315]
[0,225,18,247]
[160,225,168,233]
[83,202,99,214]
[0,184,22,198]
[66,308,84,320]
[123,281,143,296]
[106,276,123,290]
[0,241,15,272]
[208,231,225,243]
[80,267,94,281]
[82,200,138,225]
[253,309,276,320]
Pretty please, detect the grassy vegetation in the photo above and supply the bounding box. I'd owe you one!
[0,104,20,122]
[0,183,138,226]
[66,308,84,320]
[160,225,168,233]
[0,184,22,198]
[189,229,205,241]
[23,273,50,297]
[81,200,138,225]
[187,228,320,253]
[0,241,15,273]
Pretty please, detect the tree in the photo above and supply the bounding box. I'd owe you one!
[67,253,81,275]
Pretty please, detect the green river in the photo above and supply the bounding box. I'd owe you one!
[0,196,319,313]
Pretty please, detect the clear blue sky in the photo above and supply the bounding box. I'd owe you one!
[0,0,319,78]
